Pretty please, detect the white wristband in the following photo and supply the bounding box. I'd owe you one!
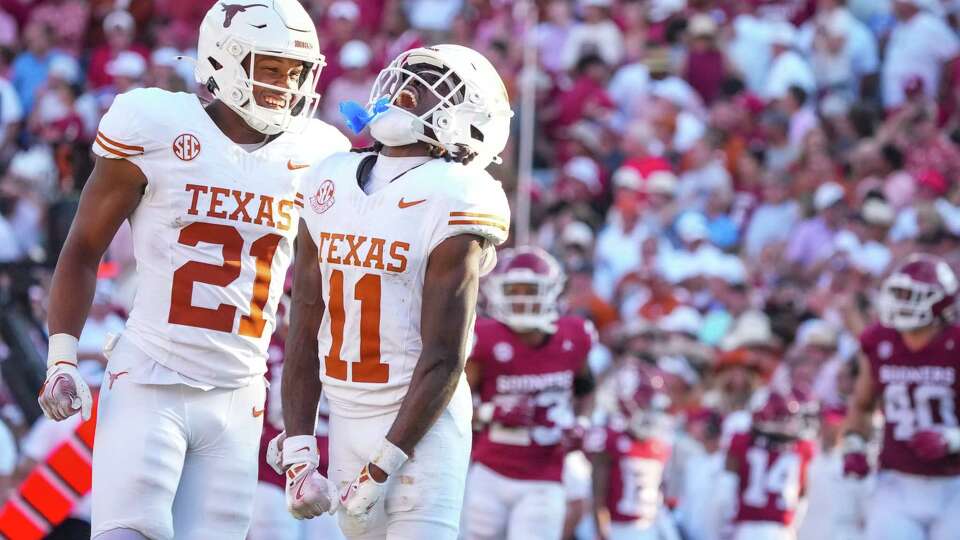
[48,333,79,368]
[370,438,408,477]
[843,433,867,453]
[282,435,319,468]
[944,427,960,453]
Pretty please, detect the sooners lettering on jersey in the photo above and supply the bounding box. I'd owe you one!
[300,152,510,419]
[470,316,592,482]
[728,432,813,525]
[91,88,349,387]
[860,323,960,476]
[583,425,670,525]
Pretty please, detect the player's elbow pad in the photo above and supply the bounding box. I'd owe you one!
[573,369,596,397]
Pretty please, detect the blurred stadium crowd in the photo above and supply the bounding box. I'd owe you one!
[0,0,958,538]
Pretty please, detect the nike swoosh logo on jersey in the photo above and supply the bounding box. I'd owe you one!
[287,160,310,170]
[398,198,426,209]
[252,406,265,417]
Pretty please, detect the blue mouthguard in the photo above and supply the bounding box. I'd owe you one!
[339,97,390,134]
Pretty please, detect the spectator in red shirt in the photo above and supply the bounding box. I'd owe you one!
[683,14,727,105]
[86,10,150,90]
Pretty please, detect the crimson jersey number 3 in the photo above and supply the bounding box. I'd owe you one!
[168,222,281,338]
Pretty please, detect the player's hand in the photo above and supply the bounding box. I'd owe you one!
[561,416,591,451]
[282,435,338,519]
[909,428,960,461]
[841,434,870,478]
[38,362,92,422]
[340,463,388,521]
[491,396,535,427]
[266,430,286,475]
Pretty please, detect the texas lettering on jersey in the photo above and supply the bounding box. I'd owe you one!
[183,184,304,232]
[314,232,410,274]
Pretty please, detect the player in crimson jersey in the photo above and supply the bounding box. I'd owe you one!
[843,254,960,540]
[463,247,596,540]
[36,2,349,539]
[584,366,680,540]
[725,391,815,540]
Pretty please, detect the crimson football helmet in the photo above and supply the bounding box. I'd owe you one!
[750,389,803,439]
[878,254,958,331]
[485,246,564,333]
[616,366,673,440]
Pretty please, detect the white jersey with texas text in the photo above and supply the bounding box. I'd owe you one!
[93,88,350,387]
[300,151,510,418]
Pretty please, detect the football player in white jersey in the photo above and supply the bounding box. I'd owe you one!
[267,45,513,539]
[37,1,349,539]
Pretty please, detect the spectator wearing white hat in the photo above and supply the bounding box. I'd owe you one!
[786,181,847,272]
[763,21,816,101]
[561,0,624,70]
[95,50,147,113]
[322,40,375,140]
[147,47,188,93]
[87,10,149,90]
[799,0,879,99]
[882,0,960,110]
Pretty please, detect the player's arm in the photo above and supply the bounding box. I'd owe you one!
[40,157,146,421]
[339,234,485,519]
[273,222,339,519]
[588,450,612,540]
[572,362,595,416]
[384,234,484,458]
[281,222,325,437]
[841,354,876,477]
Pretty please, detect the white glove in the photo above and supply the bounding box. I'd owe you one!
[282,435,339,519]
[38,334,92,421]
[340,438,408,521]
[267,430,286,475]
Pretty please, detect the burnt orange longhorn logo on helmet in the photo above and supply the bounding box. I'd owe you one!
[221,3,268,28]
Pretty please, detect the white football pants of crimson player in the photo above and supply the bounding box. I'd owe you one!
[462,462,567,540]
[327,379,472,540]
[608,507,682,540]
[91,336,266,540]
[865,471,960,540]
[733,522,794,540]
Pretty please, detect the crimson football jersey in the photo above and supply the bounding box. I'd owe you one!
[728,431,814,525]
[860,323,960,477]
[583,425,670,525]
[470,316,593,482]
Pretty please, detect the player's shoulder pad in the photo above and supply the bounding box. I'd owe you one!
[295,119,352,161]
[432,164,511,246]
[94,87,189,159]
[858,322,896,354]
[556,316,598,350]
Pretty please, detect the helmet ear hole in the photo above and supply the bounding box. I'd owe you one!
[208,57,223,70]
[470,125,484,142]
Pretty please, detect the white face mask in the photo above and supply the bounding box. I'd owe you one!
[368,106,421,147]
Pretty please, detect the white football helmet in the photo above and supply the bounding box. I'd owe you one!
[484,247,564,333]
[367,44,514,168]
[195,0,324,135]
[878,254,959,331]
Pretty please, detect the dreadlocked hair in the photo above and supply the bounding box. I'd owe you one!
[352,141,478,165]
[350,141,384,154]
[429,143,478,166]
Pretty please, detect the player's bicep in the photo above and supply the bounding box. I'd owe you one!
[64,156,146,259]
[290,222,325,319]
[420,234,485,365]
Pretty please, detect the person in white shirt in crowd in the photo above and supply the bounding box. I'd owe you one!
[562,0,624,71]
[725,11,774,94]
[744,176,801,261]
[677,138,732,214]
[763,21,816,101]
[799,0,879,98]
[786,181,847,273]
[0,54,22,160]
[882,0,960,110]
[534,0,576,74]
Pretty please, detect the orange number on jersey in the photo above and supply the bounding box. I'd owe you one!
[324,270,387,384]
[168,223,282,339]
